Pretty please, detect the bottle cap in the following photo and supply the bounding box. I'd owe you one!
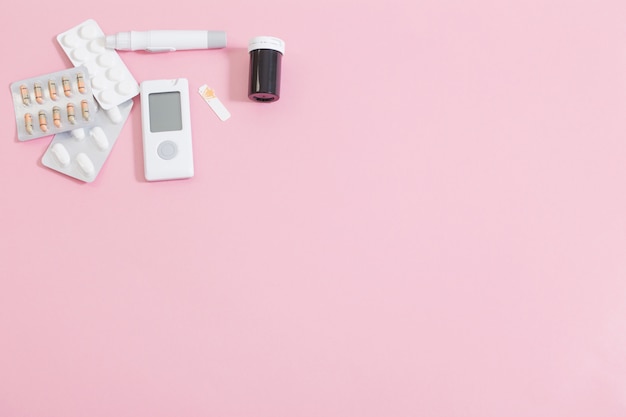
[248,36,285,55]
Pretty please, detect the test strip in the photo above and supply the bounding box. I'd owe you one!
[198,84,230,121]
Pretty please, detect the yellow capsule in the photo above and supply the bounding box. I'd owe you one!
[77,73,86,93]
[80,100,89,121]
[62,76,71,97]
[19,85,30,105]
[34,82,44,104]
[53,106,61,128]
[67,103,76,124]
[38,110,48,132]
[48,80,58,100]
[24,113,33,134]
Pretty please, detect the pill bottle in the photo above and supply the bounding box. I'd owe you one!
[248,36,285,102]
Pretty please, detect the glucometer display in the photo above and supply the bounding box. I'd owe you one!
[148,92,182,132]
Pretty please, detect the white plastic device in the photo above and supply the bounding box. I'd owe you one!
[140,79,194,181]
[105,30,227,52]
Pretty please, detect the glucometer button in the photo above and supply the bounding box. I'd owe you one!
[157,140,178,160]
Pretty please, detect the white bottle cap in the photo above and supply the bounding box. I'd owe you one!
[248,36,285,55]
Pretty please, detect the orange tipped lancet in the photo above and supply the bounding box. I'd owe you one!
[24,113,33,134]
[20,85,30,105]
[34,83,44,104]
[80,100,89,120]
[77,73,86,93]
[67,103,76,124]
[62,76,72,97]
[53,106,62,128]
[38,110,48,132]
[48,80,58,100]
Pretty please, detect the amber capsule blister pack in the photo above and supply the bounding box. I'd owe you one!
[10,66,97,141]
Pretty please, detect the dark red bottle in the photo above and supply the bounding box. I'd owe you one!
[248,37,285,102]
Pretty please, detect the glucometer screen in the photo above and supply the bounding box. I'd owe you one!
[149,92,182,132]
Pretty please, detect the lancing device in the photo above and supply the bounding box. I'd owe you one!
[105,30,227,52]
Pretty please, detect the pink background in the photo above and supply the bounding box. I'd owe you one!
[2,0,626,416]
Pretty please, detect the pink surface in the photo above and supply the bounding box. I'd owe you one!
[2,1,626,416]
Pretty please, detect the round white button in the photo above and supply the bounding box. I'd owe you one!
[157,141,178,160]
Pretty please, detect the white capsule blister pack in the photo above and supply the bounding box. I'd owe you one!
[57,19,139,110]
[10,66,97,141]
[42,100,133,182]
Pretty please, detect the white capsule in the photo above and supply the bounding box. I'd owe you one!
[71,128,86,140]
[51,143,70,167]
[105,106,122,124]
[90,127,109,150]
[98,90,116,105]
[76,153,95,177]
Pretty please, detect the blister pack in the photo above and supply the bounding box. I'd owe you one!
[41,100,133,182]
[57,19,139,111]
[10,66,97,141]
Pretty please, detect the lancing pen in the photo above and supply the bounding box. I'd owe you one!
[105,30,227,52]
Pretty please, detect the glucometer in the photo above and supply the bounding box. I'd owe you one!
[140,79,194,181]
